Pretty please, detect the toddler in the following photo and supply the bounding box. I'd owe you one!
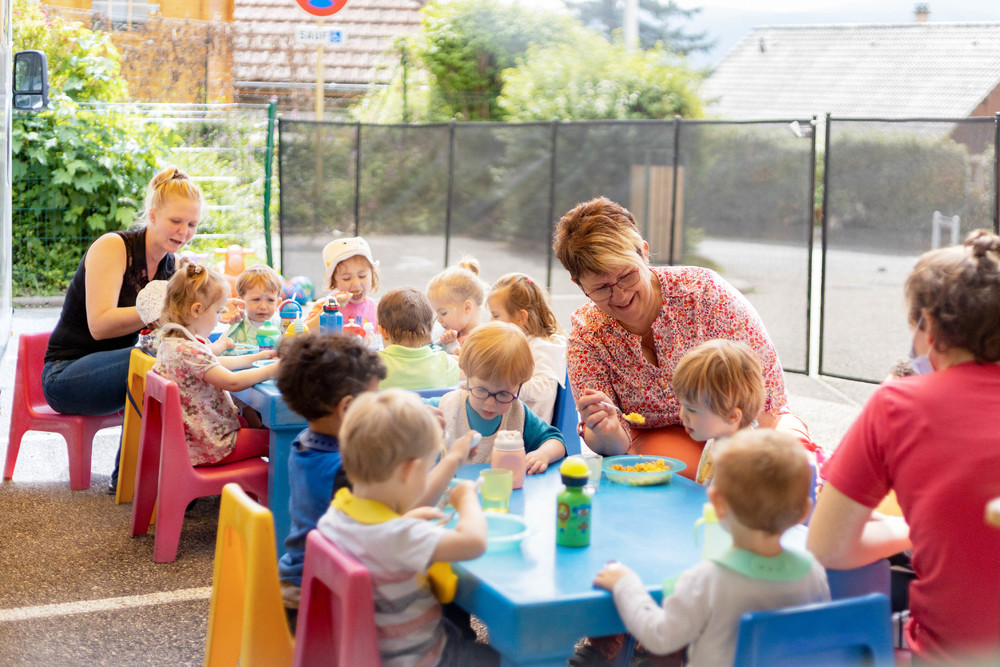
[487,272,567,423]
[434,321,566,473]
[316,389,499,667]
[304,236,381,331]
[226,263,284,345]
[672,339,764,485]
[136,279,234,356]
[377,287,460,390]
[427,259,485,355]
[593,429,830,666]
[275,332,386,612]
[152,264,279,466]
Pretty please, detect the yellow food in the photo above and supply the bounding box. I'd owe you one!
[623,412,645,424]
[611,458,670,473]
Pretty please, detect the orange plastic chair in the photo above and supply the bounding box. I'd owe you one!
[204,483,294,667]
[130,370,268,562]
[4,332,122,490]
[115,348,156,504]
[293,530,381,667]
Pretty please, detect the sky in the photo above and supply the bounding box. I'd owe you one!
[535,1,1000,69]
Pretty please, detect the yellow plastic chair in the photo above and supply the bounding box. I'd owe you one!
[116,348,156,504]
[204,483,294,667]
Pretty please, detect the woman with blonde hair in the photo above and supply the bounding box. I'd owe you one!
[809,230,1000,664]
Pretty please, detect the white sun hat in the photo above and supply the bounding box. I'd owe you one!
[322,237,375,290]
[136,280,168,326]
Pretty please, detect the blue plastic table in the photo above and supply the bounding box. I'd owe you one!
[452,464,707,666]
[232,381,305,557]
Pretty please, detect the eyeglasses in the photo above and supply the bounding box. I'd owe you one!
[582,268,641,302]
[468,384,522,404]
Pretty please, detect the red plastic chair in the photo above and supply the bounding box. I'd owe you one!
[130,370,268,563]
[4,332,122,490]
[293,530,381,667]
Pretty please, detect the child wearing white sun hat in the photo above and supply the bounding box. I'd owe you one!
[304,236,382,331]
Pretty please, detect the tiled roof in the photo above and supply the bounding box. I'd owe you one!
[232,0,425,88]
[701,22,1000,120]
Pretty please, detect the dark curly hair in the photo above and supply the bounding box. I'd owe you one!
[904,229,1000,362]
[277,333,386,421]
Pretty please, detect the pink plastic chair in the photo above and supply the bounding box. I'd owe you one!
[4,332,122,490]
[293,530,381,667]
[130,370,268,563]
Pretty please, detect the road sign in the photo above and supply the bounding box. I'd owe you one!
[294,0,348,18]
[295,27,347,45]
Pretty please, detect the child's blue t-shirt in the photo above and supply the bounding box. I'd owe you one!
[278,428,349,586]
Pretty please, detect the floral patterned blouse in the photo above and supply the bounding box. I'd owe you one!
[153,325,240,465]
[567,266,788,433]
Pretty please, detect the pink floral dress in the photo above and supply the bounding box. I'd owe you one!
[153,325,240,465]
[567,266,788,434]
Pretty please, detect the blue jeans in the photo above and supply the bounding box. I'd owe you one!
[42,347,133,416]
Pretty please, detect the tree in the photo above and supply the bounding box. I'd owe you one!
[565,0,714,54]
[498,35,703,121]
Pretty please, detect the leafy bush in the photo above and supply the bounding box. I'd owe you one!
[12,0,177,295]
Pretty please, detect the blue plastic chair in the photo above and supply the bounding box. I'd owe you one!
[551,372,581,456]
[732,592,894,667]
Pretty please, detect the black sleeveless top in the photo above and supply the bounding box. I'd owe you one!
[45,228,176,363]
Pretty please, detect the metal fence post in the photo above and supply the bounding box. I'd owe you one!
[262,98,277,268]
[805,115,818,374]
[669,115,682,265]
[994,112,999,234]
[444,118,456,266]
[818,114,832,376]
[545,119,559,292]
[354,121,362,237]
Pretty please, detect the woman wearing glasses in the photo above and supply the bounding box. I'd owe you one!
[553,196,813,476]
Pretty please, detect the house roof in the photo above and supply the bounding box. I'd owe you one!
[232,0,425,90]
[701,22,1000,120]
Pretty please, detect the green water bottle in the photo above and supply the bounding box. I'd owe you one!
[557,456,591,548]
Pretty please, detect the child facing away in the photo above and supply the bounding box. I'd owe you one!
[672,339,765,486]
[316,389,499,667]
[487,272,567,423]
[427,259,486,355]
[152,264,279,467]
[136,279,234,357]
[225,263,283,345]
[303,236,381,331]
[593,429,830,667]
[275,332,386,611]
[433,321,567,473]
[377,287,461,391]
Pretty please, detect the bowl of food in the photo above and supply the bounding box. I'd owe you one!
[252,358,277,368]
[225,343,259,356]
[602,455,686,487]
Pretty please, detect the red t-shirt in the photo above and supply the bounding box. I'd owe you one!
[824,362,1000,663]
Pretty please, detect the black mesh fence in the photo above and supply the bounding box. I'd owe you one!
[278,117,814,373]
[820,117,997,382]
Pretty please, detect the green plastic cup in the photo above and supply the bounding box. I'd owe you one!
[480,469,514,513]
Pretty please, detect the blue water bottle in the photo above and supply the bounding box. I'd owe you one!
[320,298,343,335]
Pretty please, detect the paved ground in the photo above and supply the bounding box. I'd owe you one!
[0,305,876,665]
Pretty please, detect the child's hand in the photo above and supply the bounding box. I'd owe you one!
[253,348,278,361]
[447,479,478,509]
[439,329,459,345]
[449,430,481,463]
[220,298,246,325]
[525,451,549,475]
[426,406,446,434]
[209,335,235,356]
[594,561,633,591]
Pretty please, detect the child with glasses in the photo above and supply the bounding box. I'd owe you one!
[431,322,567,473]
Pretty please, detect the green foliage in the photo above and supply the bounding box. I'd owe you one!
[13,0,128,102]
[12,0,176,294]
[498,36,703,121]
[826,131,978,251]
[565,0,714,54]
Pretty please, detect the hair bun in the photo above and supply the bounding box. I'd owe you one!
[965,229,1000,259]
[186,263,205,277]
[459,258,480,276]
